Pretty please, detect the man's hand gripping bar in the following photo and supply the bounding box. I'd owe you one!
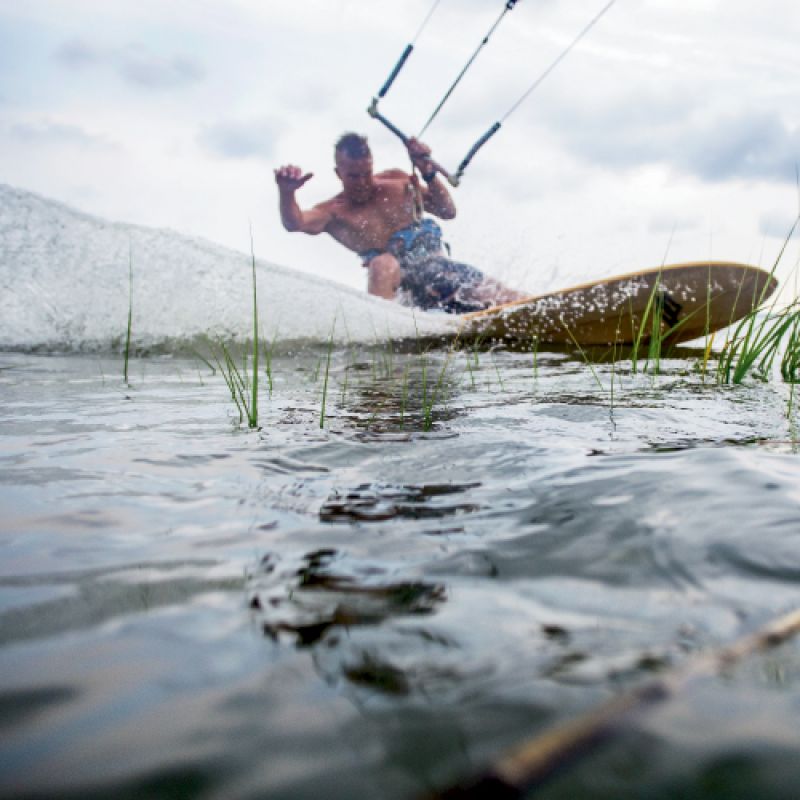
[367,98,460,187]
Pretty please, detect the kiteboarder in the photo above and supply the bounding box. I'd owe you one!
[274,133,522,313]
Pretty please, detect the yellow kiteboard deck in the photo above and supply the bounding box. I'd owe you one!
[462,261,778,346]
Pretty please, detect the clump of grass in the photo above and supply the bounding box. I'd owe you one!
[717,215,799,385]
[422,347,457,431]
[209,229,261,428]
[781,311,800,386]
[718,303,800,385]
[208,341,255,426]
[410,317,465,431]
[645,292,668,377]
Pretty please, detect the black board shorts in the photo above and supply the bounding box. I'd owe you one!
[360,218,493,314]
[398,254,491,314]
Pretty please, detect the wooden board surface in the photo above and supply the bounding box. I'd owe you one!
[462,261,778,345]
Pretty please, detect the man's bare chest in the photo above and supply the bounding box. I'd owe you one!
[342,185,415,228]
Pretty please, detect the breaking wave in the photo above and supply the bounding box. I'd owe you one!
[0,184,458,353]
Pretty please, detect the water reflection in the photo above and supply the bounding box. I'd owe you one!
[250,549,446,648]
[320,482,481,522]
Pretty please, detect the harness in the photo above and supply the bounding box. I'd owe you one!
[388,218,444,263]
[359,217,444,267]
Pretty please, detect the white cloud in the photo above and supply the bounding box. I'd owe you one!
[118,48,205,89]
[198,117,283,160]
[1,117,120,151]
[55,37,205,90]
[759,210,800,241]
[1,0,798,292]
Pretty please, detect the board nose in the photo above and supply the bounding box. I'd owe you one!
[756,270,780,304]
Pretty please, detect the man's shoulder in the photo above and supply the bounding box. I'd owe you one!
[375,168,411,181]
[310,194,344,215]
[311,193,340,208]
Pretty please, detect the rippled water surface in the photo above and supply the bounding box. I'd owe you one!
[2,347,800,799]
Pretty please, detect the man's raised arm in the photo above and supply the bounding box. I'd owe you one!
[274,165,331,235]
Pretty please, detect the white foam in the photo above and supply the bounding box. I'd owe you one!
[0,184,459,352]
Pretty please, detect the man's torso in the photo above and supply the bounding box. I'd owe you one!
[319,171,420,254]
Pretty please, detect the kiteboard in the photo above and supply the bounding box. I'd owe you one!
[462,261,778,346]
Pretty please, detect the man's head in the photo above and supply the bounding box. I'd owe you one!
[334,133,374,204]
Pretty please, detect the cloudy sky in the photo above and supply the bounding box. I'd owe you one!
[1,0,799,294]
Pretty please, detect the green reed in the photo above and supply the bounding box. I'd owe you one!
[646,296,664,376]
[412,316,429,421]
[263,331,277,396]
[319,320,336,429]
[209,341,242,423]
[712,260,753,368]
[490,350,506,392]
[564,325,604,393]
[248,228,259,426]
[207,231,261,427]
[400,361,410,427]
[191,348,217,375]
[629,230,676,375]
[340,357,350,405]
[629,275,662,375]
[531,334,539,388]
[408,316,462,431]
[464,350,477,389]
[123,242,133,384]
[422,347,457,431]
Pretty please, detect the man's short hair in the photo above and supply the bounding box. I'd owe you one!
[335,132,371,160]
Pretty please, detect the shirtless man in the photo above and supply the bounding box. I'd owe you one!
[274,132,521,313]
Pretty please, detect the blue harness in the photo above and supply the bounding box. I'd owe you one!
[360,218,444,266]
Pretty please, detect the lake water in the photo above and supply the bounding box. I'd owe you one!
[2,344,800,799]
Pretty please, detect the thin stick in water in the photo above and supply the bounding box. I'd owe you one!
[423,608,800,800]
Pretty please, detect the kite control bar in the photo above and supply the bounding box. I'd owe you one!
[367,98,461,186]
[367,0,617,187]
[367,0,517,187]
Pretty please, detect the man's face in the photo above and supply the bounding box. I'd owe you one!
[335,154,374,204]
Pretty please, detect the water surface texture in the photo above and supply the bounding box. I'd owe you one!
[3,185,800,799]
[2,347,800,800]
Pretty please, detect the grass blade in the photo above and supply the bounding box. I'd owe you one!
[123,241,133,384]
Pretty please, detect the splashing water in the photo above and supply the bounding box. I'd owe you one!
[0,184,457,353]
